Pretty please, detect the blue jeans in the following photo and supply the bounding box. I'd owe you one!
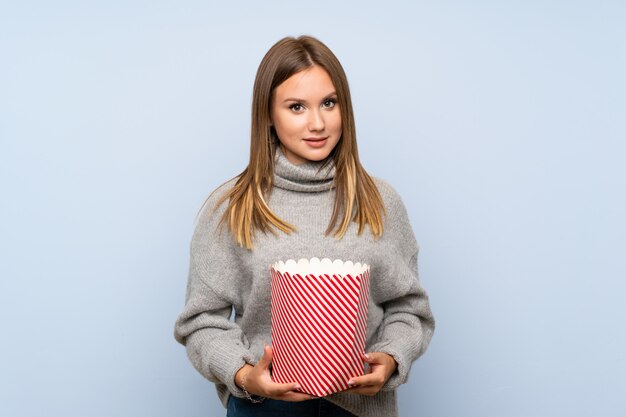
[226,395,358,417]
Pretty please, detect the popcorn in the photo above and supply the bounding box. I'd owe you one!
[269,257,370,397]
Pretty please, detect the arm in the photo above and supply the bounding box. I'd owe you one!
[174,186,320,403]
[369,248,435,391]
[367,185,436,391]
[173,193,253,398]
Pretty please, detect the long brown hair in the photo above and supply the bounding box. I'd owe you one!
[197,35,386,250]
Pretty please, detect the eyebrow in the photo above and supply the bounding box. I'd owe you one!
[282,92,337,104]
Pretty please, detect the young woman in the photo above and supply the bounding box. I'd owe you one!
[174,35,435,417]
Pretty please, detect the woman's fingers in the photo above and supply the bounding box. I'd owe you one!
[265,381,301,397]
[278,391,317,402]
[348,371,385,388]
[250,344,315,401]
[264,380,316,401]
[343,351,397,396]
[344,364,388,396]
[256,344,274,370]
[345,372,386,396]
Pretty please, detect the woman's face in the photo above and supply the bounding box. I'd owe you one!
[270,65,342,165]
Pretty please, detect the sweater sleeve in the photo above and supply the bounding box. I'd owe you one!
[368,183,436,391]
[173,188,254,398]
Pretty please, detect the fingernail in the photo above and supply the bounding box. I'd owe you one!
[364,353,371,360]
[348,380,355,386]
[294,384,301,390]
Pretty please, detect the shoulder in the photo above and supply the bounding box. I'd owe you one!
[370,175,418,249]
[192,176,241,242]
[370,175,407,215]
[188,177,242,270]
[196,176,240,220]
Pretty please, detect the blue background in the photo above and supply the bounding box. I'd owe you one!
[1,1,624,416]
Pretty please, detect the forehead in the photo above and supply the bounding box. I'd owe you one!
[274,65,335,98]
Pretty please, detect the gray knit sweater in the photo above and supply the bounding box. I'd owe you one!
[173,146,435,417]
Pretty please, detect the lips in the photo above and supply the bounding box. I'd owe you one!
[303,136,328,148]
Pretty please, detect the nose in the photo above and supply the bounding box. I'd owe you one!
[307,108,325,132]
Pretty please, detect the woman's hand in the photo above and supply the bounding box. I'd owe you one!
[344,352,398,396]
[235,344,316,402]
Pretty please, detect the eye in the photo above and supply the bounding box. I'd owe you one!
[323,98,337,109]
[289,103,304,112]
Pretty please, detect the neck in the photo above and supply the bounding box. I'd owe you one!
[272,145,336,193]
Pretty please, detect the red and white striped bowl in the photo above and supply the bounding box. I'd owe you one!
[269,257,370,397]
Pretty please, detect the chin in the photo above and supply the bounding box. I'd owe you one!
[301,150,333,162]
[281,140,338,164]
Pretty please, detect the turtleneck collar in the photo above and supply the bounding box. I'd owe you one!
[272,145,336,193]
